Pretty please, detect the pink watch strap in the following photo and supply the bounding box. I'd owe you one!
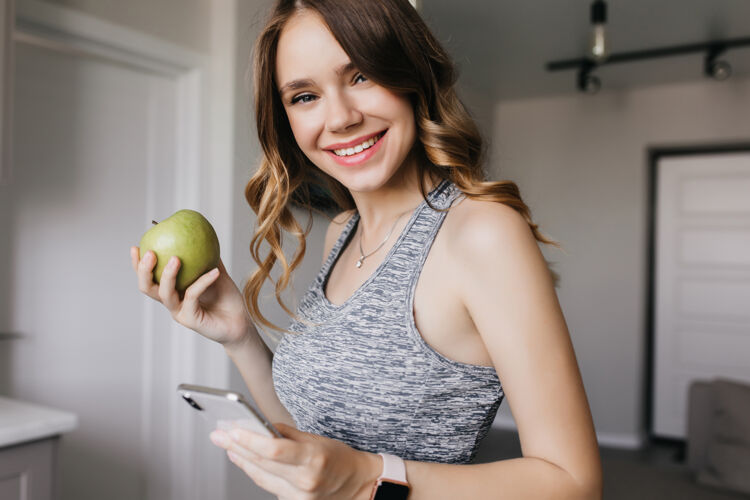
[378,453,407,483]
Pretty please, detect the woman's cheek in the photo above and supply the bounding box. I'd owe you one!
[288,116,320,155]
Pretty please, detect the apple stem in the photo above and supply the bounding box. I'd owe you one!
[152,220,159,225]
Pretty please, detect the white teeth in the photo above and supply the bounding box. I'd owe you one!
[332,133,382,157]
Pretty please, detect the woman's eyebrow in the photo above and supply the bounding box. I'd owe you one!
[278,61,357,95]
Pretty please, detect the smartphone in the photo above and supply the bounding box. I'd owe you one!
[177,383,283,438]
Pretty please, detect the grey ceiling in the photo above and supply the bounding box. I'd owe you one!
[420,0,750,100]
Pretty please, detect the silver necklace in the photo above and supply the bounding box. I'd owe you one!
[356,207,414,268]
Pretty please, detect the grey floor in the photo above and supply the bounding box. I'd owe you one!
[473,428,750,499]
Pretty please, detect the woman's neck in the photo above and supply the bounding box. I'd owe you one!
[348,167,441,247]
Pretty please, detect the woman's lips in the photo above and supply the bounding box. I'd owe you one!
[324,130,387,167]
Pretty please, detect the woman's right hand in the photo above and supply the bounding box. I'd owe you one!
[130,246,253,348]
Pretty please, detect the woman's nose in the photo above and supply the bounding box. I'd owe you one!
[325,93,362,133]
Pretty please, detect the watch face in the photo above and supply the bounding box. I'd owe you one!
[373,481,410,500]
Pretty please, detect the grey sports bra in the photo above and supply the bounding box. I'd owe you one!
[271,179,504,463]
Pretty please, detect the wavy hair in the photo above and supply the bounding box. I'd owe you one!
[244,0,562,336]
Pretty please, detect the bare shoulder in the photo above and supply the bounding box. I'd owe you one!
[321,209,356,266]
[445,196,537,262]
[445,195,555,302]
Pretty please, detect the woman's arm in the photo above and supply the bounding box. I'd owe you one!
[224,329,295,427]
[404,455,597,499]
[209,421,599,499]
[224,209,353,428]
[412,200,602,498]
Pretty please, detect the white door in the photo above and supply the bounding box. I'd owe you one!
[6,40,177,500]
[0,3,231,499]
[653,151,750,439]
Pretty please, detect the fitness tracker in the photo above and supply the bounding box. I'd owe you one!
[369,453,410,500]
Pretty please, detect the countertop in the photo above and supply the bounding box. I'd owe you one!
[0,396,78,448]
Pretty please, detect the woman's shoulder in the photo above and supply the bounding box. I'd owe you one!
[446,195,555,308]
[445,195,536,262]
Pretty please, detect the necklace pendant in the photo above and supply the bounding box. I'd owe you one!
[356,257,364,268]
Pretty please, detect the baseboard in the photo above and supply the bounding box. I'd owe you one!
[595,430,647,449]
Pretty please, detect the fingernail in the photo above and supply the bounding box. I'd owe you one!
[229,429,242,442]
[210,430,229,446]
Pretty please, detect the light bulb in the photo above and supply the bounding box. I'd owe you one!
[590,24,609,62]
[588,1,609,63]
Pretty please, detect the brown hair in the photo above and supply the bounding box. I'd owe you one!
[244,0,562,336]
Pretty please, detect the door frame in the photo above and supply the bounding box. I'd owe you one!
[645,141,750,445]
[12,1,236,498]
[0,0,13,185]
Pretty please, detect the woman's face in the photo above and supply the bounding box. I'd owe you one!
[275,10,418,194]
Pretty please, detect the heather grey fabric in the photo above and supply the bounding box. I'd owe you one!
[272,179,504,464]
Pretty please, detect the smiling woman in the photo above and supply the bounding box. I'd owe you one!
[244,0,563,333]
[131,0,602,498]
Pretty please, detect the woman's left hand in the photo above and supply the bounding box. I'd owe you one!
[210,423,381,500]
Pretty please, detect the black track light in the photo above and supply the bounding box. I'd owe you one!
[704,45,732,81]
[548,36,750,94]
[577,61,601,94]
[547,2,749,94]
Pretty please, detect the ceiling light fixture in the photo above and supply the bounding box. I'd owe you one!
[546,2,750,93]
[704,44,732,81]
[589,0,609,63]
[548,37,750,94]
[578,60,601,94]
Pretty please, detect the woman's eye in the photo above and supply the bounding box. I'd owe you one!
[354,73,368,84]
[291,94,316,105]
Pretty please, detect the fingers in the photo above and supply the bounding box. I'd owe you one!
[215,429,302,465]
[210,430,306,493]
[158,256,182,311]
[134,247,160,300]
[225,450,297,498]
[130,246,139,272]
[133,247,183,313]
[181,267,221,318]
[133,246,220,322]
[211,428,335,496]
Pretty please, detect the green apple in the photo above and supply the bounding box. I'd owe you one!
[139,209,220,292]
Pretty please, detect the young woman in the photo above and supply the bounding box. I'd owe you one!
[131,0,602,498]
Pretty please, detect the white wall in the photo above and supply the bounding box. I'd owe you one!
[489,76,750,446]
[40,0,212,53]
